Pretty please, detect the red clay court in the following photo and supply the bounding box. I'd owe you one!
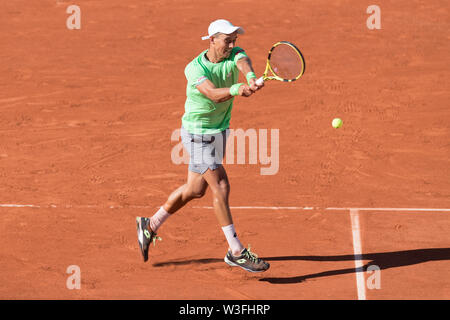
[0,0,449,299]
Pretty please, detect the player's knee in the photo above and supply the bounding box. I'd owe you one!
[188,186,207,199]
[218,179,230,195]
[192,189,206,199]
[212,182,229,202]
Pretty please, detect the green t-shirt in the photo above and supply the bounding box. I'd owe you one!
[182,47,248,134]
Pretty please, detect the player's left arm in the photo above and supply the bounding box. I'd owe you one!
[236,56,263,91]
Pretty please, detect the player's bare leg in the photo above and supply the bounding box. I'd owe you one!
[146,170,208,232]
[202,165,244,255]
[201,165,233,227]
[136,170,207,262]
[162,170,208,214]
[202,165,270,272]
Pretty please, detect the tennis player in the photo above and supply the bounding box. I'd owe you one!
[136,19,269,273]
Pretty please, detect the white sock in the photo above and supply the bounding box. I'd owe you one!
[149,206,171,232]
[221,224,244,255]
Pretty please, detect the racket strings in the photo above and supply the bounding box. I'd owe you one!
[269,44,303,80]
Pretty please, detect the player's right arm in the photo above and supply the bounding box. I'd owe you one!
[196,79,253,103]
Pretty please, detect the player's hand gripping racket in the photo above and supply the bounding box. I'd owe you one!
[255,41,306,86]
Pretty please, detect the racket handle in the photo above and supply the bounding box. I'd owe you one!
[255,76,264,86]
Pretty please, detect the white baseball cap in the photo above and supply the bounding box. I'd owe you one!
[201,19,244,40]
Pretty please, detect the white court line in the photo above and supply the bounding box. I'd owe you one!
[326,207,450,212]
[194,206,316,210]
[0,204,41,208]
[349,209,366,300]
[0,204,153,209]
[1,204,449,212]
[193,206,450,212]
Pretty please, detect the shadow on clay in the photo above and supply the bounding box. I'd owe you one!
[152,248,450,284]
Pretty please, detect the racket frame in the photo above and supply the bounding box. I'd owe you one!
[257,41,305,85]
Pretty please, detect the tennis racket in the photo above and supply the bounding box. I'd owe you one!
[255,41,306,86]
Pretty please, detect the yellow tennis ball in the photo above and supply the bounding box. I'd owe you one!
[332,118,343,129]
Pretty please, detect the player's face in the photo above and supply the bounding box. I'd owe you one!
[213,32,238,59]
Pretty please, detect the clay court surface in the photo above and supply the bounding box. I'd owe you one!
[0,0,449,299]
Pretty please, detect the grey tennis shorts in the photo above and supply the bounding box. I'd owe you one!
[181,126,230,174]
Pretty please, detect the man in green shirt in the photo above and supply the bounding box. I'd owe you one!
[136,19,269,273]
